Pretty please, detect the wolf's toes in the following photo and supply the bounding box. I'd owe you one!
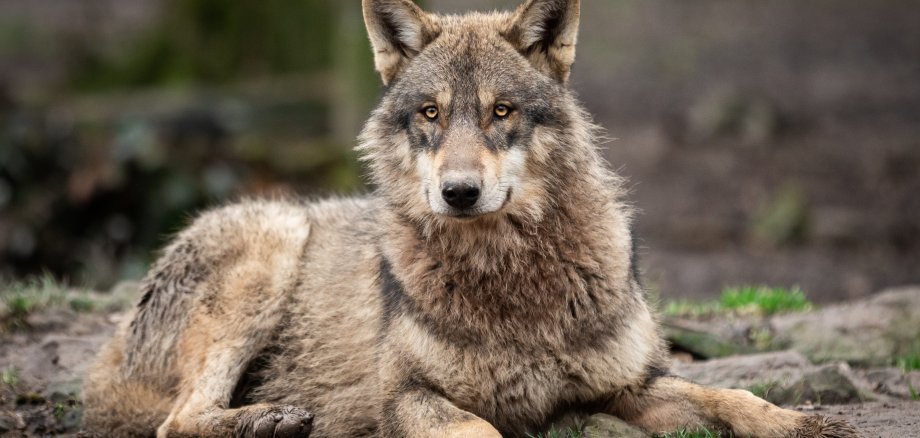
[245,405,314,438]
[795,415,860,438]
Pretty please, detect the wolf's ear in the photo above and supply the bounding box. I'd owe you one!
[506,0,581,83]
[363,0,438,86]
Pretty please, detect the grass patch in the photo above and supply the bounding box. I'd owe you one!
[895,354,920,372]
[663,300,722,318]
[1,365,19,386]
[0,275,100,329]
[1,276,68,326]
[748,381,780,400]
[527,427,582,438]
[655,427,728,438]
[908,382,919,401]
[664,285,813,317]
[719,285,812,315]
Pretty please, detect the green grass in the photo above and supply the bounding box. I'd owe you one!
[1,276,100,329]
[664,285,813,317]
[655,427,728,438]
[719,285,812,315]
[527,427,582,438]
[1,365,19,386]
[895,354,920,372]
[748,381,780,400]
[1,276,68,321]
[908,382,919,401]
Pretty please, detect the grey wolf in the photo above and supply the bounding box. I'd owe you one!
[83,1,859,437]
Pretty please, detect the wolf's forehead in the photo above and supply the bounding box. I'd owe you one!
[414,31,534,95]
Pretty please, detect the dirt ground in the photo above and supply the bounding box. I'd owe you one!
[1,305,917,437]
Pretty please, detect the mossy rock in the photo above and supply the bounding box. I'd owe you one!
[582,414,648,438]
[766,365,865,406]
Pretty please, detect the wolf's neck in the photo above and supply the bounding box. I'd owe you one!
[380,178,635,337]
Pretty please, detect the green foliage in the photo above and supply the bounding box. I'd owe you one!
[655,427,728,438]
[68,295,96,313]
[0,276,103,328]
[748,381,780,400]
[53,403,67,422]
[908,382,919,401]
[663,300,722,318]
[719,285,813,315]
[72,0,337,90]
[1,365,19,386]
[664,285,813,317]
[1,276,68,327]
[528,427,583,438]
[895,354,920,372]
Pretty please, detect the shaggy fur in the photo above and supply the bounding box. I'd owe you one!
[83,1,860,437]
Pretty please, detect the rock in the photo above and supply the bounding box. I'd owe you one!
[768,364,865,405]
[582,414,648,438]
[663,318,757,359]
[860,368,920,400]
[672,351,866,405]
[673,350,814,389]
[770,286,920,366]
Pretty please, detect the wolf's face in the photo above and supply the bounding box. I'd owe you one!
[360,0,583,223]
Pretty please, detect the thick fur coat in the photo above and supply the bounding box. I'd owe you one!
[83,1,858,437]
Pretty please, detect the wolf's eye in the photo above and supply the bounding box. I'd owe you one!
[494,104,512,118]
[423,106,439,120]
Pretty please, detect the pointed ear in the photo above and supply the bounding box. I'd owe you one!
[363,0,438,85]
[506,0,581,83]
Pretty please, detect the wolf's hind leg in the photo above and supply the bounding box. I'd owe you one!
[157,208,315,437]
[157,286,314,438]
[610,376,859,438]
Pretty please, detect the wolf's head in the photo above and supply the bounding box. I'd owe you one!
[359,0,604,226]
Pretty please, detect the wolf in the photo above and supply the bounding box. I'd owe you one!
[83,1,859,437]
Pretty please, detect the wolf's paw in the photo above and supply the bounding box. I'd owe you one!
[237,405,314,438]
[794,415,860,438]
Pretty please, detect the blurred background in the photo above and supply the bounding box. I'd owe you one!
[1,0,918,302]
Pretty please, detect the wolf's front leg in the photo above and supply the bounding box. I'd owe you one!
[381,379,501,438]
[609,375,858,438]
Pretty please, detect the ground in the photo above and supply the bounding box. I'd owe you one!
[1,283,918,437]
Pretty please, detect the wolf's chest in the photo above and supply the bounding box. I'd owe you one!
[430,341,604,432]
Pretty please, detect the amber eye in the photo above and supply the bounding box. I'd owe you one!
[423,106,439,120]
[494,104,511,118]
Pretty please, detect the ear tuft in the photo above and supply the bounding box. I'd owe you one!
[363,0,437,85]
[506,0,580,83]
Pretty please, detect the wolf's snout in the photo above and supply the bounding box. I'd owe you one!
[441,180,481,209]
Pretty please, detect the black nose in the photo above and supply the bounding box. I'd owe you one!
[441,181,481,209]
